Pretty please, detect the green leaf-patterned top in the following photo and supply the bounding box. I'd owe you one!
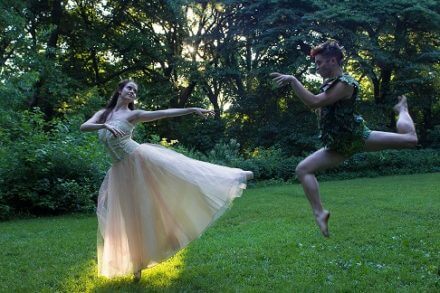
[318,73,371,155]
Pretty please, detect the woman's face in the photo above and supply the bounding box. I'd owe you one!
[119,82,138,101]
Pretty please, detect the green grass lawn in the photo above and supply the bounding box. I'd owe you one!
[1,173,439,292]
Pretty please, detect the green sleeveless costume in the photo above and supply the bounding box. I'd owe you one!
[318,73,371,156]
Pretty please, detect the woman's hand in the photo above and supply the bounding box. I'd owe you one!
[192,108,215,119]
[270,72,296,87]
[104,123,125,137]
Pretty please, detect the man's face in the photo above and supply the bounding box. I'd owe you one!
[314,54,336,78]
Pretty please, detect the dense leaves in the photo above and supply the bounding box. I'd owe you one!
[0,0,439,217]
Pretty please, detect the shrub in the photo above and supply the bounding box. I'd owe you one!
[1,109,438,220]
[319,149,440,180]
[426,126,440,148]
[0,109,108,218]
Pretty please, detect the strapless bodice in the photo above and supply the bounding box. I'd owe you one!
[98,120,140,162]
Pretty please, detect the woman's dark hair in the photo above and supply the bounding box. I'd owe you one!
[97,79,136,123]
[310,40,344,65]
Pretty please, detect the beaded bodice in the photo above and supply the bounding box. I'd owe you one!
[98,120,140,162]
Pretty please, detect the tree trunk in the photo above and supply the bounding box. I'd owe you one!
[177,81,197,107]
[29,0,62,120]
[202,81,221,118]
[378,67,392,104]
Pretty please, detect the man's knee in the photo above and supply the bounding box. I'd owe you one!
[295,162,310,179]
[405,134,418,148]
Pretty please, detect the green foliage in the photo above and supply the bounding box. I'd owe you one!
[0,107,438,220]
[207,139,242,165]
[1,0,439,151]
[426,125,440,148]
[0,109,108,219]
[0,0,439,218]
[321,149,440,180]
[175,139,440,183]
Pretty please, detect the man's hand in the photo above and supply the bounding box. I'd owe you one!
[270,72,295,87]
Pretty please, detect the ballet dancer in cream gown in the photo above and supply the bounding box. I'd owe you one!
[81,79,253,280]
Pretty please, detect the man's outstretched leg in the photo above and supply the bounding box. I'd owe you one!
[296,148,347,237]
[365,95,418,151]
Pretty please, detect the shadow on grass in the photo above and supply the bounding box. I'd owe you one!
[63,210,285,291]
[63,244,232,292]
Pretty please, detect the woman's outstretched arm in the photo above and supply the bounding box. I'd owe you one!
[132,108,214,123]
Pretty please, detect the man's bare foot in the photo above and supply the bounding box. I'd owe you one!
[315,210,330,237]
[393,95,408,114]
[244,171,254,180]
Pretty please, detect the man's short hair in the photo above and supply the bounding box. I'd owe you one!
[310,40,344,65]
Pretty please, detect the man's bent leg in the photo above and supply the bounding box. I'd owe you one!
[296,148,347,237]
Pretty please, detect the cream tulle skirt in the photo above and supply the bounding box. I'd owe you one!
[97,143,247,277]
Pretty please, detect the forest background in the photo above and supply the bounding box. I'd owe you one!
[0,0,439,219]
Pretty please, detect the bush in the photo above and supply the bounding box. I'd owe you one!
[0,109,108,218]
[426,126,440,148]
[165,139,440,184]
[318,149,440,180]
[1,109,438,220]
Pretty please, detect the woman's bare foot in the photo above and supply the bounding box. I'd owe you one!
[133,270,141,282]
[315,210,330,237]
[393,95,408,113]
[244,171,254,180]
